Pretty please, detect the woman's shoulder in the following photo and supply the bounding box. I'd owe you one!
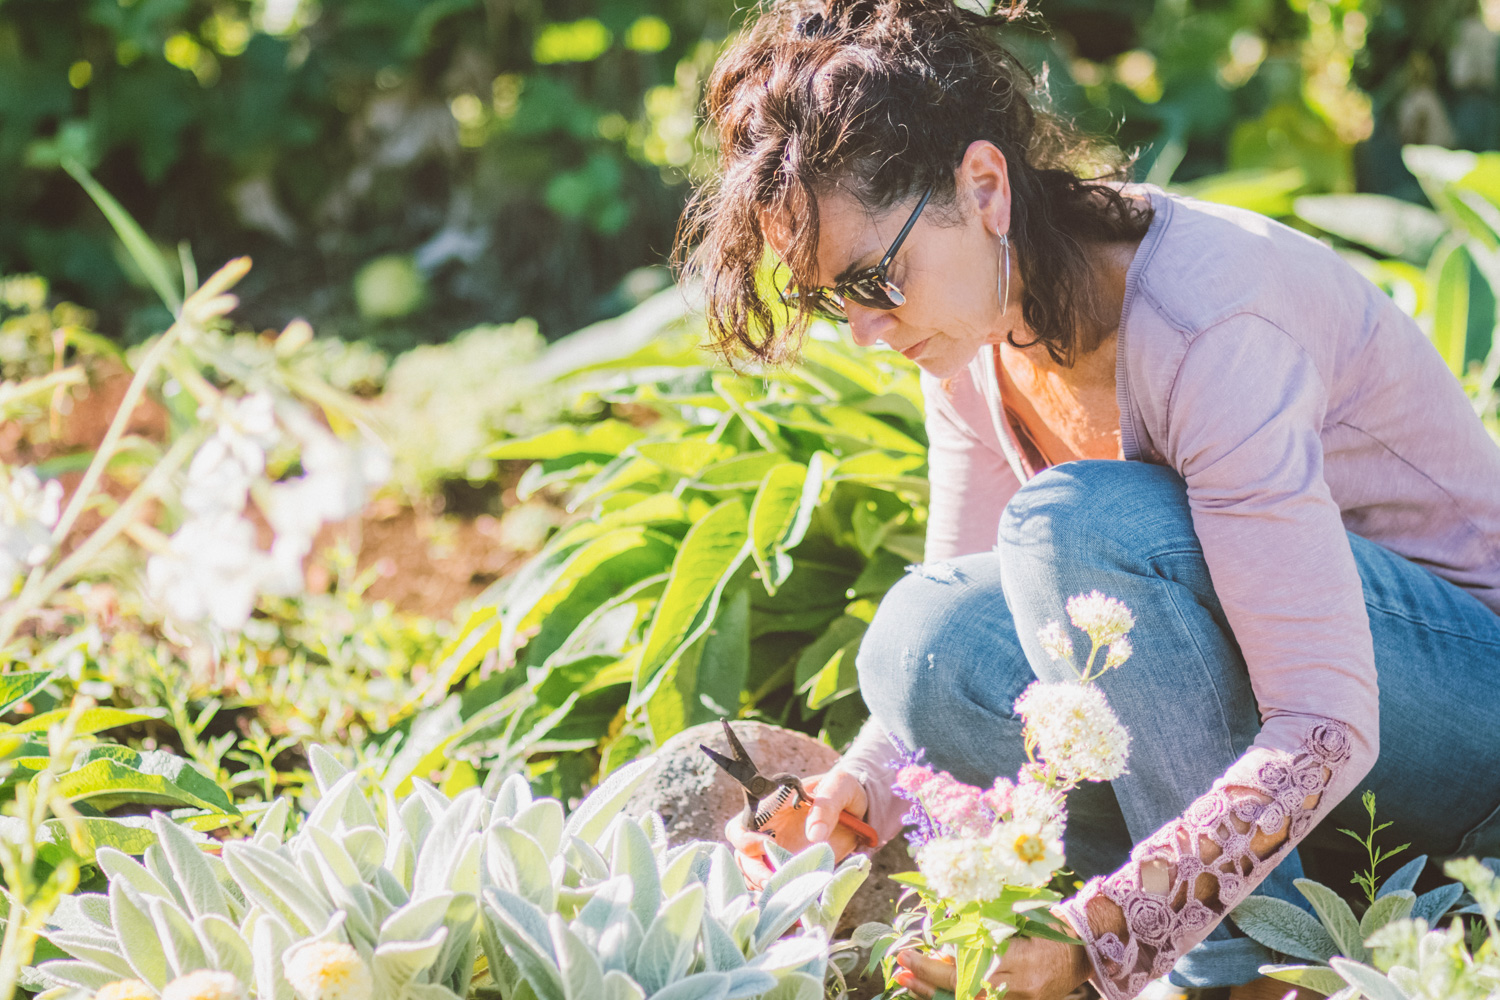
[1124,185,1378,344]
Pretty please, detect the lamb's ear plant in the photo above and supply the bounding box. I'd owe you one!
[1230,850,1478,998]
[36,747,867,1000]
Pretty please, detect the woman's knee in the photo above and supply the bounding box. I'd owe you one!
[855,553,1027,741]
[998,459,1191,565]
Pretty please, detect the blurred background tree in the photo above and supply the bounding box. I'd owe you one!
[2,0,1497,349]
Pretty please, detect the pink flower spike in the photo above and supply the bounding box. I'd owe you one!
[894,764,938,797]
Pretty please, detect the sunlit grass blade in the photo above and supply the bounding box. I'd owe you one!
[61,158,183,315]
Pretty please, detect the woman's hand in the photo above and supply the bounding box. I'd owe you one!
[723,769,869,890]
[892,937,1091,1000]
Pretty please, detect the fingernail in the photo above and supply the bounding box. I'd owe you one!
[897,949,913,965]
[807,821,830,840]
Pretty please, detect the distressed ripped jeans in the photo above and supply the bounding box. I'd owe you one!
[856,460,1500,989]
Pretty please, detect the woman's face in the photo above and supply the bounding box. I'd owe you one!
[776,142,1018,379]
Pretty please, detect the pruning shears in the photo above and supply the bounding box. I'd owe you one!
[699,718,878,849]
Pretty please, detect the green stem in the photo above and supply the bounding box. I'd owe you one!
[51,323,184,546]
[0,430,201,649]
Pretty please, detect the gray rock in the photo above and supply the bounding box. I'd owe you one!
[625,720,914,933]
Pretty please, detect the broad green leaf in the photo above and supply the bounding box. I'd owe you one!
[1329,957,1411,1000]
[52,751,236,815]
[4,706,163,735]
[1296,878,1368,962]
[1262,964,1351,996]
[1178,166,1307,216]
[749,462,808,595]
[634,500,749,691]
[696,452,790,490]
[488,420,645,460]
[635,439,736,477]
[1427,238,1470,374]
[63,160,183,314]
[0,670,55,715]
[1360,890,1415,938]
[793,615,868,691]
[1230,894,1340,963]
[1294,194,1446,263]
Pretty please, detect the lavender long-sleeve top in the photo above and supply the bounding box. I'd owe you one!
[841,186,1500,998]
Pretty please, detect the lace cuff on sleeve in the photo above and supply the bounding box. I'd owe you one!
[1057,719,1354,1000]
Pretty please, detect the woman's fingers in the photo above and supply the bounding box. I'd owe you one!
[896,949,957,999]
[804,770,867,843]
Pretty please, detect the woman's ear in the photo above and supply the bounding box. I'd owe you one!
[956,140,1012,236]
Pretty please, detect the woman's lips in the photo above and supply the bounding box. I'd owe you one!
[899,337,930,359]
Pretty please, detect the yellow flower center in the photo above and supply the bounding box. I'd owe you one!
[1014,833,1046,863]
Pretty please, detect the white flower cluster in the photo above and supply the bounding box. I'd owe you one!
[284,941,374,1000]
[0,467,62,593]
[1066,590,1135,647]
[1014,680,1131,783]
[147,392,390,631]
[916,816,1066,905]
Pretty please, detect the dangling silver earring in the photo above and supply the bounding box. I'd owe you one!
[996,232,1011,316]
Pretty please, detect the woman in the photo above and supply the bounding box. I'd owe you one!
[677,1,1500,998]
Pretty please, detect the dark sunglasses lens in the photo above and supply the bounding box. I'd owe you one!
[842,277,901,310]
[782,286,847,321]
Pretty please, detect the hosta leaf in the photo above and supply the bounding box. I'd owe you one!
[0,670,56,716]
[634,500,749,691]
[1231,894,1340,963]
[753,873,830,952]
[34,960,120,992]
[1361,891,1415,938]
[8,706,163,736]
[1377,856,1427,899]
[1296,879,1368,961]
[601,969,647,1000]
[110,880,169,988]
[634,884,704,994]
[152,812,230,920]
[1329,956,1412,1000]
[650,972,730,1000]
[563,756,657,849]
[1262,963,1349,995]
[149,896,209,977]
[550,914,605,1000]
[488,823,556,912]
[748,462,808,595]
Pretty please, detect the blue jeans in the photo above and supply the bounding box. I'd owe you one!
[856,460,1500,989]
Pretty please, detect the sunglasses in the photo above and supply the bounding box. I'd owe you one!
[780,185,934,322]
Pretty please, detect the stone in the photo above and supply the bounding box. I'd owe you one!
[625,719,914,933]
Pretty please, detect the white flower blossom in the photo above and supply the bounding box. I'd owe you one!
[147,513,268,630]
[1015,681,1131,783]
[285,941,374,1000]
[1036,620,1074,662]
[1065,591,1135,647]
[1010,774,1068,827]
[916,835,1013,906]
[1103,636,1133,671]
[990,817,1066,887]
[0,467,63,591]
[160,971,247,1000]
[182,392,280,517]
[94,980,154,1000]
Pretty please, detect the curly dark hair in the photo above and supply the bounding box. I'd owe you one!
[676,0,1154,367]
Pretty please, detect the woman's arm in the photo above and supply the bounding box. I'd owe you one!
[1059,315,1380,1000]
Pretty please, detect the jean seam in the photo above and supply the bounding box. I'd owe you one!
[1363,600,1500,647]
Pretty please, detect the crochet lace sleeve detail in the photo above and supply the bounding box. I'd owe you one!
[1057,719,1355,1000]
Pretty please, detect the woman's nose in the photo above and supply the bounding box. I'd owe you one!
[844,302,895,348]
